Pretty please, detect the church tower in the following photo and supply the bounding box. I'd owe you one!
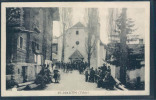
[63,22,88,63]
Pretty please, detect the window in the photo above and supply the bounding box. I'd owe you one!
[18,69,20,74]
[36,44,39,50]
[76,41,79,45]
[52,44,58,54]
[32,41,35,49]
[32,41,39,50]
[34,54,37,63]
[76,31,79,35]
[20,37,23,48]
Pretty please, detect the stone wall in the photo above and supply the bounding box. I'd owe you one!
[24,8,44,63]
[57,36,63,62]
[6,63,42,84]
[16,32,27,63]
[126,67,145,83]
[106,62,120,80]
[64,27,88,63]
[98,44,107,67]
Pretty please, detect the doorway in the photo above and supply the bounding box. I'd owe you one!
[22,66,28,83]
[73,59,82,64]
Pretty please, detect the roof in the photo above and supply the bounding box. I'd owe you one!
[71,22,85,28]
[12,26,34,33]
[56,22,85,39]
[69,50,84,59]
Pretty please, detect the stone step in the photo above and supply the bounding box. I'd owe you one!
[113,77,128,90]
[23,84,39,90]
[18,81,34,87]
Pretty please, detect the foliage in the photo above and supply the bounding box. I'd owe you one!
[34,75,47,88]
[85,8,99,67]
[106,43,144,70]
[6,65,14,75]
[6,80,17,89]
[34,66,52,88]
[106,8,145,73]
[6,8,24,27]
[60,8,73,62]
[6,76,18,89]
[126,81,144,90]
[115,12,137,35]
[105,43,121,66]
[127,46,144,70]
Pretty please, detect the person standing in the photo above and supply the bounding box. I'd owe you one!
[85,69,89,82]
[53,70,59,83]
[94,68,98,83]
[97,70,103,88]
[90,67,95,82]
[107,66,111,74]
[51,64,54,70]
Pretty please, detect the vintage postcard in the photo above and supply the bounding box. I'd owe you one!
[1,2,150,96]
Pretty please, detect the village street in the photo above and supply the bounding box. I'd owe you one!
[5,7,145,93]
[40,69,120,91]
[43,70,101,91]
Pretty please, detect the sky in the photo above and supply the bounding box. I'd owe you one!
[53,8,145,44]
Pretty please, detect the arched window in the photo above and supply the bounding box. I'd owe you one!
[76,31,79,35]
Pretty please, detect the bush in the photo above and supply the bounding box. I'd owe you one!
[34,66,52,89]
[125,82,144,90]
[6,65,14,75]
[34,74,49,88]
[6,79,18,89]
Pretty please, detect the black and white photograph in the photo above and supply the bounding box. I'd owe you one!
[1,2,150,96]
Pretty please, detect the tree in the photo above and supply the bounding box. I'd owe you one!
[106,8,138,84]
[59,8,73,62]
[85,35,97,67]
[105,43,121,66]
[127,45,145,70]
[85,8,99,67]
[115,8,137,84]
[6,8,24,27]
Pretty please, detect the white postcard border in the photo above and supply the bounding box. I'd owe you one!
[1,2,150,96]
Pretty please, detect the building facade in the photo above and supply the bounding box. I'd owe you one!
[56,22,106,69]
[6,8,59,84]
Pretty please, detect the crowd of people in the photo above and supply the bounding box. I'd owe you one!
[84,64,116,90]
[54,61,116,90]
[35,61,88,87]
[55,61,88,74]
[34,64,60,88]
[35,61,116,90]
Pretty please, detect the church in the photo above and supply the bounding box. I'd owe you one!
[55,22,106,69]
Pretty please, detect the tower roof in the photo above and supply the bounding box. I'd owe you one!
[69,50,84,59]
[71,22,85,28]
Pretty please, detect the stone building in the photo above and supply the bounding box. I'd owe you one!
[57,22,106,69]
[52,37,58,63]
[6,8,59,84]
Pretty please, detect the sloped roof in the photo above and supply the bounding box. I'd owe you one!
[71,22,85,28]
[69,50,84,59]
